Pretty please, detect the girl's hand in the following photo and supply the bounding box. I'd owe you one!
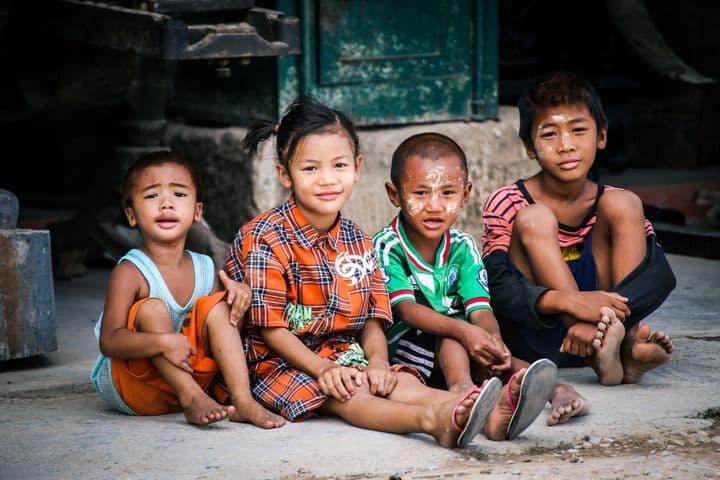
[317,363,363,401]
[162,332,196,373]
[218,270,252,327]
[363,360,397,397]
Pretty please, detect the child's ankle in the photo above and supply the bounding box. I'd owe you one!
[447,380,474,394]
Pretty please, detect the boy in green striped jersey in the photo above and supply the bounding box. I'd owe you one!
[373,132,589,435]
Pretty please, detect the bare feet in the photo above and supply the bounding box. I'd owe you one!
[428,391,479,448]
[483,368,525,441]
[182,392,235,426]
[622,323,674,384]
[229,397,286,429]
[546,383,589,426]
[590,309,625,386]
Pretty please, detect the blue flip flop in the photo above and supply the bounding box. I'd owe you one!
[505,358,558,440]
[452,377,503,448]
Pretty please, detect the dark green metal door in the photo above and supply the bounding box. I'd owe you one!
[279,0,498,125]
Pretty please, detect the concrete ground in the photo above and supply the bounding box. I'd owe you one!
[1,253,719,479]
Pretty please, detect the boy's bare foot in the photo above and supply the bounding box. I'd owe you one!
[229,397,286,429]
[622,324,674,384]
[546,383,589,426]
[483,368,526,441]
[182,392,235,426]
[590,312,625,386]
[428,391,479,448]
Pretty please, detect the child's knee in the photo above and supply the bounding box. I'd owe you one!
[598,189,644,224]
[514,205,558,238]
[205,300,231,326]
[135,298,172,332]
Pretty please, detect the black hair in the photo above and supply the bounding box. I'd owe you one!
[390,132,468,187]
[121,150,202,209]
[240,95,360,169]
[517,70,608,151]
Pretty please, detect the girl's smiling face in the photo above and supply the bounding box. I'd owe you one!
[276,131,362,232]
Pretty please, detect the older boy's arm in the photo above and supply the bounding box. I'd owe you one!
[484,250,625,326]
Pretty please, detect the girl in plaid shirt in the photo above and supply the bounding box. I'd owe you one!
[227,97,554,448]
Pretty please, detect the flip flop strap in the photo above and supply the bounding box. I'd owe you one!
[451,385,483,432]
[506,372,518,413]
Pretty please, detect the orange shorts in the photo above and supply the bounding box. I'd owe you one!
[110,291,226,416]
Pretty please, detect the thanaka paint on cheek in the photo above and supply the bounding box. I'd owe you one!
[536,114,578,154]
[405,197,424,217]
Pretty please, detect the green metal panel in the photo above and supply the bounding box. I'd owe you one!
[278,0,498,126]
[473,0,499,119]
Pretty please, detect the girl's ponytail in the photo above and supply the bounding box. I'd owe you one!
[241,120,276,155]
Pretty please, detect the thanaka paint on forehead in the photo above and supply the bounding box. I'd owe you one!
[535,114,588,135]
[534,114,588,153]
[400,164,465,217]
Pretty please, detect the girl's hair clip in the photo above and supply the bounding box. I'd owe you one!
[274,123,280,134]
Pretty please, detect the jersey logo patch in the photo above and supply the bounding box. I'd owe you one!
[335,250,376,286]
[446,265,459,292]
[478,268,489,292]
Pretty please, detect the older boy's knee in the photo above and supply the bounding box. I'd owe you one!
[514,205,558,238]
[598,189,644,224]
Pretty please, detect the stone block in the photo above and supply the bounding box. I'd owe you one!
[0,189,57,361]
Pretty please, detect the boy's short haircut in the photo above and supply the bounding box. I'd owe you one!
[517,70,608,150]
[390,132,468,187]
[121,150,202,209]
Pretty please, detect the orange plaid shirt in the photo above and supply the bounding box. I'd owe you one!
[226,196,393,418]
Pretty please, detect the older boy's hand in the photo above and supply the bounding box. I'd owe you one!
[462,325,507,367]
[560,322,603,357]
[218,270,252,327]
[564,291,630,323]
[363,360,398,397]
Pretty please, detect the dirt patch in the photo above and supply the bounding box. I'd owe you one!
[289,408,720,480]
